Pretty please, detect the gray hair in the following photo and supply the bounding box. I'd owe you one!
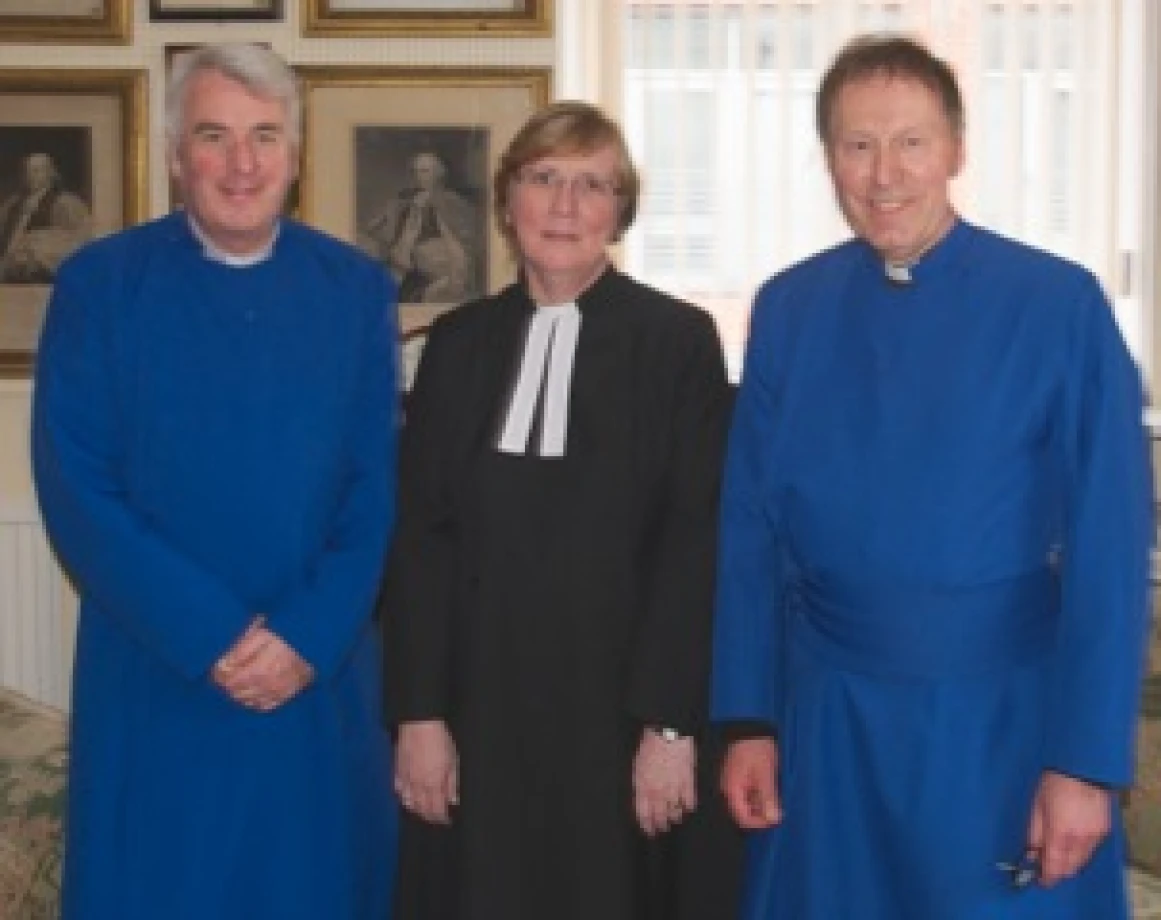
[165,43,301,149]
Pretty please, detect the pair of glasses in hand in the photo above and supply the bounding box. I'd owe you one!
[995,853,1039,889]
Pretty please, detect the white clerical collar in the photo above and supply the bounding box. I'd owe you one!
[497,302,582,457]
[884,260,913,284]
[883,217,959,285]
[186,212,279,268]
[534,302,575,316]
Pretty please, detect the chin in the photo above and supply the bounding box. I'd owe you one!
[872,238,916,261]
[530,255,589,274]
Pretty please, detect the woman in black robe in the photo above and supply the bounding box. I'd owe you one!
[381,101,738,920]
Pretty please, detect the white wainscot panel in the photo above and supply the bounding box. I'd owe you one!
[0,500,72,710]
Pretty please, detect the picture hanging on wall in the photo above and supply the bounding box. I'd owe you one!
[0,69,148,376]
[296,65,551,336]
[0,0,131,43]
[150,0,281,21]
[301,0,551,37]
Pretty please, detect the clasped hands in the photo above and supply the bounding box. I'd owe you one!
[720,738,1113,887]
[211,616,314,712]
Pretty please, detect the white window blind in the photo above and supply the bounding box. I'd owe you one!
[558,0,1149,382]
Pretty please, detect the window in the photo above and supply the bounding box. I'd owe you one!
[559,0,1150,382]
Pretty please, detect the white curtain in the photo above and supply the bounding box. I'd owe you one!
[557,0,1147,381]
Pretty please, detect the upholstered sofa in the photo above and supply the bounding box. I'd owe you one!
[0,686,66,919]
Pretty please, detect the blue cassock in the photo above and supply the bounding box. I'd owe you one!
[32,213,399,919]
[712,220,1152,919]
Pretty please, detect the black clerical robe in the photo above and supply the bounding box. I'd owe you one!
[382,268,736,920]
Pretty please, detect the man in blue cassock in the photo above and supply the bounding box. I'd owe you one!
[32,44,399,919]
[712,34,1152,920]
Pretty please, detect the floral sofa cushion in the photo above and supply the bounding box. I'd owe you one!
[1127,598,1161,876]
[0,686,66,920]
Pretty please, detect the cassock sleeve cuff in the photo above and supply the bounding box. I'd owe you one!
[716,718,778,744]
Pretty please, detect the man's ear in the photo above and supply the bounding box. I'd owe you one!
[951,133,966,178]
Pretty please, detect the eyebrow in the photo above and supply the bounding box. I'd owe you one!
[190,121,284,136]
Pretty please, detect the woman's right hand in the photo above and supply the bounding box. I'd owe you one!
[395,719,459,825]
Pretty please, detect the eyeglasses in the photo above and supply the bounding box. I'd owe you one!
[995,853,1038,889]
[515,166,620,201]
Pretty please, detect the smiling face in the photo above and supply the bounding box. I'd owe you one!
[825,73,964,265]
[169,68,296,256]
[506,145,622,304]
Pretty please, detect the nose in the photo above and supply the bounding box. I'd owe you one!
[548,177,579,214]
[871,147,900,187]
[227,137,259,174]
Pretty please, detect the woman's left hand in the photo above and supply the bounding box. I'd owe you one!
[395,719,459,825]
[632,727,697,836]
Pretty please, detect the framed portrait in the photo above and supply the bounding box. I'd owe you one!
[296,66,551,335]
[0,69,148,377]
[301,0,551,37]
[0,0,131,44]
[150,0,280,19]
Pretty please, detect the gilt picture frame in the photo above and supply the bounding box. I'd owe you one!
[149,0,281,20]
[296,65,551,335]
[301,0,551,38]
[0,0,131,44]
[0,69,148,376]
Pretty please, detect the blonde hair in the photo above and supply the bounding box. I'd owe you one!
[494,100,640,249]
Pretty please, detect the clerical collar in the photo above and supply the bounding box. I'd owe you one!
[884,261,913,284]
[186,213,279,267]
[496,301,582,458]
[877,214,961,283]
[881,218,961,285]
